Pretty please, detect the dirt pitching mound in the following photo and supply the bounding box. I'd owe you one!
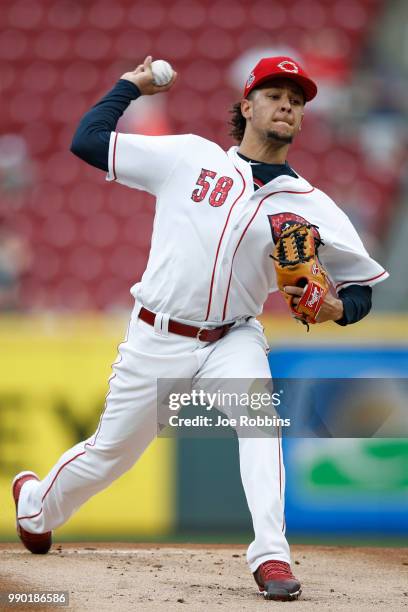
[1,543,407,611]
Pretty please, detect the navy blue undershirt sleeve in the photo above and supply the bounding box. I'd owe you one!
[70,79,141,171]
[335,284,372,326]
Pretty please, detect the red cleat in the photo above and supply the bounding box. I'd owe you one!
[12,471,52,554]
[254,560,301,601]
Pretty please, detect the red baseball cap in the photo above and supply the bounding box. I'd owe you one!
[244,56,317,102]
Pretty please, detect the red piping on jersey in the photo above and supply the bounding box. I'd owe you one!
[41,451,87,504]
[18,509,44,521]
[18,324,130,523]
[84,378,115,450]
[17,450,86,521]
[82,319,130,449]
[277,425,285,531]
[222,187,315,319]
[277,425,285,532]
[18,381,116,521]
[278,425,282,500]
[335,270,387,290]
[112,132,119,180]
[205,166,246,321]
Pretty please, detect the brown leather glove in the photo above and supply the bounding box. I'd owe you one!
[271,223,330,328]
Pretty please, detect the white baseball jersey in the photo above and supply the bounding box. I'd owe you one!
[18,124,388,578]
[107,132,388,324]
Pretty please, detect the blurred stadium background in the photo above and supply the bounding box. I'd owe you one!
[0,0,407,544]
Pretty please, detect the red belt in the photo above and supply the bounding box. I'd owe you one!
[138,307,234,342]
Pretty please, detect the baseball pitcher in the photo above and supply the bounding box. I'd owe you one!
[12,55,388,601]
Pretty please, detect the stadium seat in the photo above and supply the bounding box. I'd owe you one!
[168,1,206,29]
[8,0,44,29]
[47,2,84,30]
[0,29,28,60]
[34,30,71,60]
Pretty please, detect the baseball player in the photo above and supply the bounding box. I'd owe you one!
[12,56,388,601]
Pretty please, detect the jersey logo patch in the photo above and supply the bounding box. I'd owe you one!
[268,212,321,243]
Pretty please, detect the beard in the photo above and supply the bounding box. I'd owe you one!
[266,129,294,144]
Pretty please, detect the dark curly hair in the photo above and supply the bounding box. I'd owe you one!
[229,102,246,143]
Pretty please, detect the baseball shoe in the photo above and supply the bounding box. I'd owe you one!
[254,560,301,601]
[12,471,52,554]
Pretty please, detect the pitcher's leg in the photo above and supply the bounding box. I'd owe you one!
[16,315,202,535]
[17,342,158,534]
[195,320,291,571]
[238,434,290,571]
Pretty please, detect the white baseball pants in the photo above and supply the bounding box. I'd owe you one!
[17,301,290,572]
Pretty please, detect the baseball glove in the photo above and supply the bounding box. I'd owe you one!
[271,223,329,329]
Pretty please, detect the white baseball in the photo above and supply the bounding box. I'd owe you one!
[151,59,174,86]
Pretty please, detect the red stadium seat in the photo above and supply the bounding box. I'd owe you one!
[28,182,65,216]
[68,182,104,217]
[323,149,359,184]
[33,246,61,282]
[51,277,93,309]
[237,28,279,52]
[155,29,193,61]
[22,61,58,92]
[0,30,28,60]
[74,30,112,60]
[34,30,71,60]
[57,124,80,151]
[45,152,81,185]
[21,122,53,155]
[9,92,45,122]
[82,212,119,247]
[183,60,222,92]
[249,1,287,29]
[47,1,84,30]
[109,245,146,281]
[0,62,16,91]
[208,1,246,29]
[332,0,369,30]
[297,119,334,153]
[288,150,319,183]
[290,0,327,29]
[88,1,124,30]
[168,89,206,122]
[50,91,87,124]
[13,213,35,241]
[114,30,152,61]
[68,245,104,281]
[106,185,153,216]
[42,212,77,248]
[7,0,44,29]
[122,213,154,250]
[196,28,235,60]
[128,3,166,30]
[63,61,99,93]
[94,277,133,310]
[168,1,206,29]
[206,90,236,121]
